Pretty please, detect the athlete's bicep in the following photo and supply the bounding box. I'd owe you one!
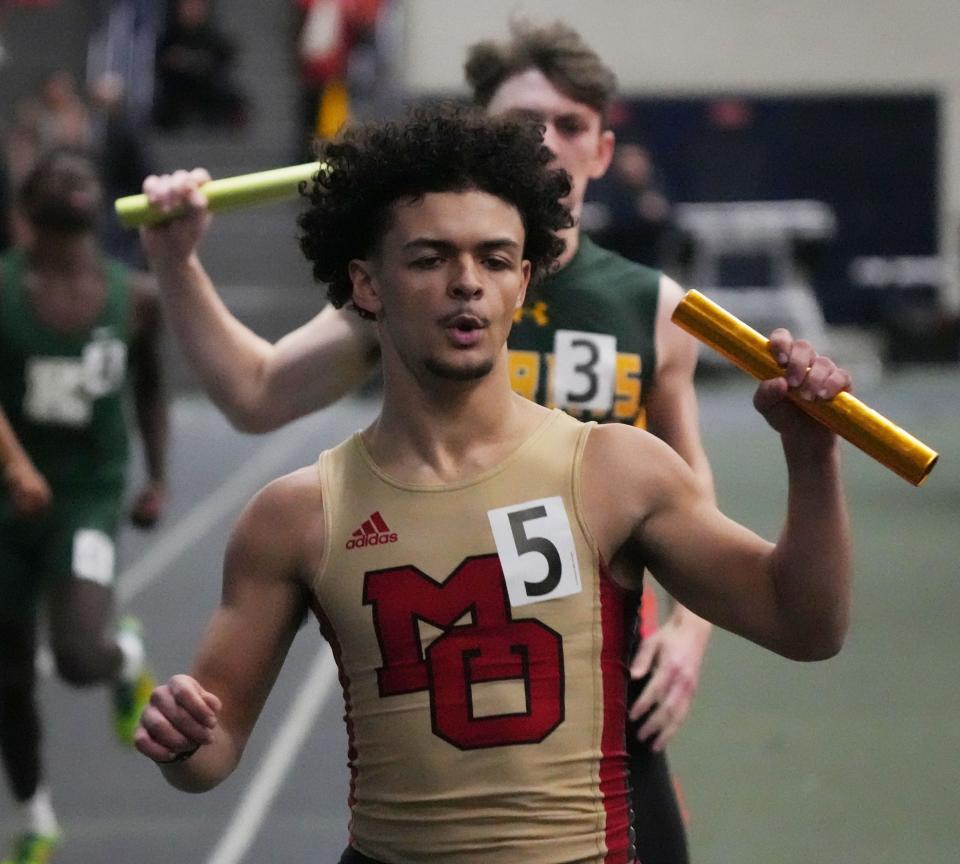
[190,470,320,750]
[640,470,779,646]
[584,422,772,630]
[258,304,380,428]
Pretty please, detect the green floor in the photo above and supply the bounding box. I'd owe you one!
[669,366,959,863]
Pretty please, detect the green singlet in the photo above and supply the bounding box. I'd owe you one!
[507,235,660,427]
[0,249,131,490]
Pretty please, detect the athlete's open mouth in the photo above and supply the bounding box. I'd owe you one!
[443,313,487,346]
[444,313,487,333]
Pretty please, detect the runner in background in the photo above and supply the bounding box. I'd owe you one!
[0,149,168,864]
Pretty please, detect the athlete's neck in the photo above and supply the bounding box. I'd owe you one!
[28,232,100,278]
[366,362,547,485]
[554,223,581,270]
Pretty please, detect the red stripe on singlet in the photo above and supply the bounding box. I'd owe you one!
[311,599,359,813]
[598,555,633,862]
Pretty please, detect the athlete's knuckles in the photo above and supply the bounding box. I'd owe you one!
[138,710,168,738]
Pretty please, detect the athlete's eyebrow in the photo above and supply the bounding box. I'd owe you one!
[505,107,545,122]
[505,107,588,124]
[403,238,521,253]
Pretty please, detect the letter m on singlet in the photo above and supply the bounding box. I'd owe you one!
[363,555,512,696]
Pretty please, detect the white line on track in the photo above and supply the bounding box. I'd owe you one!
[118,419,319,604]
[204,648,339,864]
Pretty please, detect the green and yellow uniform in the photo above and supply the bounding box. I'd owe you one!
[508,235,659,429]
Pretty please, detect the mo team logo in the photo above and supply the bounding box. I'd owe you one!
[346,511,398,549]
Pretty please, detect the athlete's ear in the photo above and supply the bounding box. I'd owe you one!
[516,260,532,310]
[590,128,616,180]
[348,259,382,318]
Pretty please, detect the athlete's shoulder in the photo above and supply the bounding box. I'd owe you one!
[585,236,661,276]
[574,237,662,294]
[579,420,696,562]
[584,420,676,470]
[247,465,325,524]
[589,419,701,511]
[228,465,327,583]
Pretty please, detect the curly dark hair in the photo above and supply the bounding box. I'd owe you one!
[464,20,618,119]
[298,103,572,315]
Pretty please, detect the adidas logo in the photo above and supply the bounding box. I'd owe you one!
[346,511,398,550]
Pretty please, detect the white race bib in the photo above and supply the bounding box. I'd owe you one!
[551,329,617,412]
[72,529,115,586]
[487,497,582,608]
[82,336,127,397]
[24,357,91,427]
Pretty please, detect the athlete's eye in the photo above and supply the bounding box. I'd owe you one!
[410,256,443,270]
[484,257,512,271]
[555,117,589,137]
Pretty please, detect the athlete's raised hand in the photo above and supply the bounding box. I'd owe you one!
[755,329,852,445]
[139,168,213,267]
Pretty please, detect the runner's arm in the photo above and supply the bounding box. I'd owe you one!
[588,332,852,660]
[140,169,381,433]
[135,468,321,791]
[0,405,52,515]
[129,273,168,488]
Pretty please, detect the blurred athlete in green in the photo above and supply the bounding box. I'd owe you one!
[0,150,168,864]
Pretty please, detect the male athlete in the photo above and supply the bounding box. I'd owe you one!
[141,23,710,860]
[135,105,852,864]
[0,150,167,864]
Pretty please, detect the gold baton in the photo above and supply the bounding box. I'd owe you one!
[672,289,939,486]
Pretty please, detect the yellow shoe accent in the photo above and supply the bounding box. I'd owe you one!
[2,831,60,864]
[113,666,155,745]
[112,616,154,746]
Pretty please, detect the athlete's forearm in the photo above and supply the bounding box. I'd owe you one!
[0,408,36,474]
[136,397,169,485]
[151,254,279,431]
[769,436,851,660]
[131,323,169,484]
[151,256,378,433]
[157,730,243,794]
[0,407,31,472]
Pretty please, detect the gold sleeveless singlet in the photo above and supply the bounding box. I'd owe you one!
[312,409,635,863]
